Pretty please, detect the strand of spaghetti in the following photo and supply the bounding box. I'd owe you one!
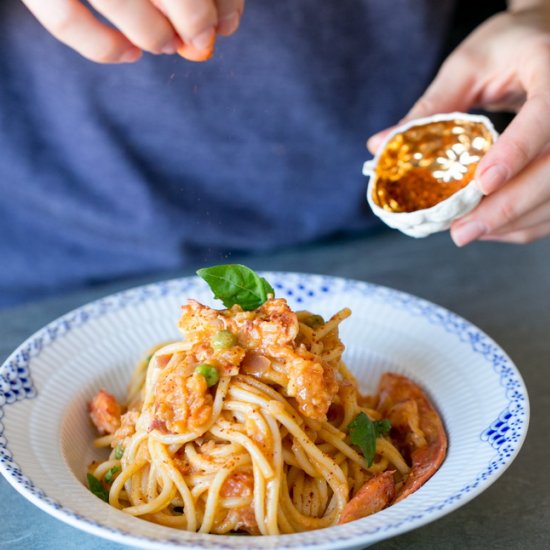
[228,384,297,420]
[292,470,305,511]
[223,401,270,437]
[93,434,114,448]
[123,465,176,516]
[317,428,367,469]
[151,438,198,531]
[279,473,337,530]
[92,459,119,479]
[266,401,348,513]
[198,451,251,533]
[210,421,274,479]
[199,466,232,533]
[252,455,268,535]
[146,463,158,501]
[368,456,390,474]
[315,477,329,512]
[263,411,282,535]
[282,448,300,468]
[145,512,188,528]
[376,438,410,475]
[233,375,292,407]
[313,308,351,340]
[291,441,320,478]
[221,496,253,508]
[277,505,295,534]
[320,348,344,363]
[109,460,147,509]
[185,443,222,473]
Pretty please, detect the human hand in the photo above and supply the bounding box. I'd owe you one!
[368,6,550,245]
[21,0,244,63]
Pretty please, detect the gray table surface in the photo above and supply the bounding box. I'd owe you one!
[1,229,549,549]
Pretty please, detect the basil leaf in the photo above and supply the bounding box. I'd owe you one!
[348,412,392,467]
[196,264,275,311]
[87,473,109,502]
[374,418,392,437]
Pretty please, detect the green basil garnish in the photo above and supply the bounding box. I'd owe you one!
[348,412,392,467]
[196,264,274,311]
[87,473,109,502]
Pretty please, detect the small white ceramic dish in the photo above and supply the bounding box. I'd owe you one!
[364,112,499,238]
[0,273,529,549]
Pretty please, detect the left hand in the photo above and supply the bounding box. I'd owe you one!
[368,6,550,245]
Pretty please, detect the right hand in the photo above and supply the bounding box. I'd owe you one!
[21,0,245,63]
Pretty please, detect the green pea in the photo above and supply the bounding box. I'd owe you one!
[114,444,124,460]
[303,314,325,329]
[104,465,121,483]
[211,330,238,350]
[195,364,220,387]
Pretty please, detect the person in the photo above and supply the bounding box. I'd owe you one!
[0,0,548,307]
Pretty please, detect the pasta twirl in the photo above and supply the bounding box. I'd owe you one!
[88,297,447,534]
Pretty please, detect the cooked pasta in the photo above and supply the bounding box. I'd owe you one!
[88,297,447,534]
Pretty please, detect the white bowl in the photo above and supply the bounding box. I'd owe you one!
[364,112,499,238]
[0,273,529,549]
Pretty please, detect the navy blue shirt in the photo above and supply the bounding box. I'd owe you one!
[0,1,455,306]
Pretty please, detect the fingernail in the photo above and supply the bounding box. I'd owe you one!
[478,164,509,194]
[451,221,488,247]
[218,11,240,36]
[119,47,141,63]
[161,37,179,54]
[191,27,215,51]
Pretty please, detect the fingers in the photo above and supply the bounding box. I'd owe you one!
[21,0,141,63]
[367,53,478,154]
[158,0,218,61]
[475,55,550,194]
[479,219,550,244]
[450,148,550,246]
[366,128,394,155]
[216,0,244,36]
[480,198,550,241]
[23,0,245,63]
[88,0,179,54]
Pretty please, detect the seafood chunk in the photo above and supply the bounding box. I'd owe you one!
[89,389,121,435]
[378,373,447,502]
[338,471,396,524]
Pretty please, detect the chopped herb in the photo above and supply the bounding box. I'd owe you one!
[196,264,274,311]
[87,473,109,502]
[195,364,220,387]
[145,354,152,363]
[114,444,124,460]
[348,412,392,467]
[104,465,121,483]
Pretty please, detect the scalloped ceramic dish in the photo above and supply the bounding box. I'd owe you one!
[0,274,529,549]
[364,113,499,238]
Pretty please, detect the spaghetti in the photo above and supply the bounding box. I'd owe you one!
[88,297,447,534]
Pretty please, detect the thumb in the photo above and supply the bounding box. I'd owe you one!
[368,55,478,154]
